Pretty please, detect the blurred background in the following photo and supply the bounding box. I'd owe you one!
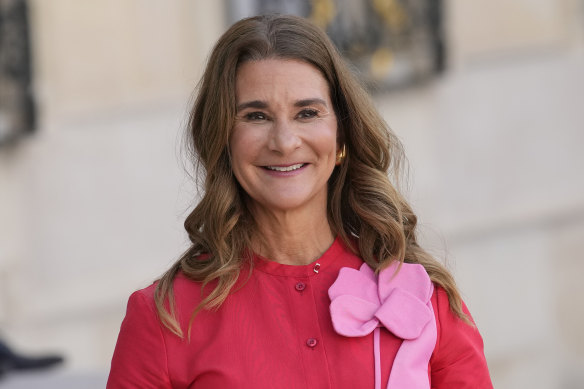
[0,0,583,387]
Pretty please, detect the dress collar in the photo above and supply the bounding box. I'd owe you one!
[252,236,346,277]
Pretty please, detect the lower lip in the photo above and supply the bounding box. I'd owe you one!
[262,164,308,176]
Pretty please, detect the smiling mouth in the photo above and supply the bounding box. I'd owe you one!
[264,163,306,172]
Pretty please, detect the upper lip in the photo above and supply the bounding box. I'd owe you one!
[262,162,306,167]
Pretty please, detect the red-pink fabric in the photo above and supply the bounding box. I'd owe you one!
[107,238,493,388]
[329,262,436,389]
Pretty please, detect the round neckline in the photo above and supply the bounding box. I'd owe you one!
[252,236,345,277]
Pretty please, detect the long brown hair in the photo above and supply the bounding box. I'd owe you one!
[155,14,467,338]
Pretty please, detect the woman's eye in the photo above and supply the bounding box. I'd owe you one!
[244,112,267,121]
[297,109,318,119]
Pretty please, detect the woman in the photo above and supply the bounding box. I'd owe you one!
[108,14,492,388]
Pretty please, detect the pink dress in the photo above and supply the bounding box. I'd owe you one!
[108,237,493,388]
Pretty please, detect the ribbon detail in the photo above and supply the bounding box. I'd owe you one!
[329,262,437,389]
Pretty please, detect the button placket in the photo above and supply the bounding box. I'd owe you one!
[292,279,318,350]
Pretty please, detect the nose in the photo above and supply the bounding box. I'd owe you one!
[268,119,301,154]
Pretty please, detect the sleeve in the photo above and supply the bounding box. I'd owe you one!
[429,287,493,389]
[107,290,173,389]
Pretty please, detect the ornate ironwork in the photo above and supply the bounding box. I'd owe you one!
[227,0,445,92]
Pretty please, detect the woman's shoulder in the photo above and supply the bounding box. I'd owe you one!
[430,286,458,319]
[429,286,493,387]
[430,286,479,334]
[128,271,209,311]
[430,285,480,352]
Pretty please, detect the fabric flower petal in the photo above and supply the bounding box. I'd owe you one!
[328,267,379,304]
[330,295,380,337]
[374,288,433,340]
[378,262,433,303]
[357,262,376,280]
[329,260,437,389]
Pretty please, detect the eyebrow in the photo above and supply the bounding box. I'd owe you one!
[236,100,268,112]
[236,98,328,112]
[294,98,328,108]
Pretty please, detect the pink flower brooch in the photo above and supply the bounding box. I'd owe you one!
[329,262,437,389]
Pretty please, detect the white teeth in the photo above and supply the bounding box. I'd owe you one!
[266,163,304,172]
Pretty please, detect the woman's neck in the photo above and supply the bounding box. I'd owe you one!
[249,204,335,266]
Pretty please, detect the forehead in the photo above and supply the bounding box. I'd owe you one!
[235,59,331,102]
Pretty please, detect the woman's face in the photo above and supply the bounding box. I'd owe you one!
[230,58,338,215]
